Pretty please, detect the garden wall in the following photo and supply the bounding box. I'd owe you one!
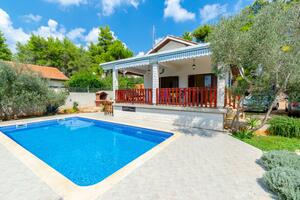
[63,91,114,108]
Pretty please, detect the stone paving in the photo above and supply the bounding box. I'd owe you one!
[0,113,273,200]
[0,140,60,200]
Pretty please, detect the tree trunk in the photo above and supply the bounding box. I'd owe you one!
[230,96,244,131]
[252,92,280,131]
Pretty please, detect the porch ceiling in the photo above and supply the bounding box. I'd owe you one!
[100,44,211,71]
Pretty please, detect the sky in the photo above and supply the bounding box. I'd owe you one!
[0,0,253,55]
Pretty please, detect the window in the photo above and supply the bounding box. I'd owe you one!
[204,75,212,87]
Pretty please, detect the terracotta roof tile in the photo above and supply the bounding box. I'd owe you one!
[6,62,69,81]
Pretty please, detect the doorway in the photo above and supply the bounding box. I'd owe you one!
[159,76,179,88]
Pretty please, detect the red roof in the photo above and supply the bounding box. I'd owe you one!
[6,62,69,81]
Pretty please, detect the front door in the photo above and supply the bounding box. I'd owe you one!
[188,74,217,106]
[159,76,179,88]
[188,74,217,88]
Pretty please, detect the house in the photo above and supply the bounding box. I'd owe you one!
[100,36,232,131]
[7,62,69,88]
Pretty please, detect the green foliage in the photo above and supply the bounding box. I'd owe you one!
[16,35,90,76]
[0,31,12,61]
[46,90,68,114]
[239,136,300,152]
[233,129,254,139]
[192,25,212,42]
[67,71,104,88]
[262,149,300,199]
[263,167,300,200]
[98,26,114,51]
[268,117,300,138]
[260,150,300,171]
[247,117,261,130]
[91,26,133,63]
[72,101,79,112]
[182,32,193,41]
[119,76,144,89]
[15,25,134,80]
[0,61,66,120]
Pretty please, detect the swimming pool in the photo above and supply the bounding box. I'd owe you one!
[0,117,173,186]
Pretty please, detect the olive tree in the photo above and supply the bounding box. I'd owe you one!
[0,61,67,120]
[209,1,300,130]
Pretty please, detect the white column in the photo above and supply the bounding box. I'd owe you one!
[112,67,118,101]
[217,73,226,108]
[151,63,159,105]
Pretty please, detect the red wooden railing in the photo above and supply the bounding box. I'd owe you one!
[115,89,152,104]
[156,87,217,108]
[224,87,240,109]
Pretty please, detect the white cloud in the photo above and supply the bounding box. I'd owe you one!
[22,14,42,23]
[0,8,123,53]
[45,0,87,6]
[67,28,86,41]
[0,9,29,52]
[137,51,145,56]
[101,0,141,16]
[200,4,228,24]
[33,19,65,40]
[234,0,243,12]
[164,0,195,22]
[85,27,100,43]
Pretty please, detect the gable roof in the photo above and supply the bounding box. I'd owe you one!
[147,35,198,55]
[6,62,69,81]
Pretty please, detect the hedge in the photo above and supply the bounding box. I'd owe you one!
[268,117,300,138]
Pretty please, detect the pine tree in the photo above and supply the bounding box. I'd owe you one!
[0,31,12,61]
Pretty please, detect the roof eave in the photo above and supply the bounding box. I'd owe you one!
[100,43,210,71]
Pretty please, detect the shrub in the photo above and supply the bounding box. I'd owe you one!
[0,61,67,120]
[260,150,300,171]
[263,167,300,200]
[67,71,103,88]
[268,117,300,138]
[233,129,254,139]
[46,90,68,114]
[246,117,261,130]
[72,101,79,112]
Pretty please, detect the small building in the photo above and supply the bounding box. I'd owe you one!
[6,62,69,88]
[100,36,234,131]
[25,64,69,88]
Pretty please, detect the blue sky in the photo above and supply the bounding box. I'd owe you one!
[0,0,253,55]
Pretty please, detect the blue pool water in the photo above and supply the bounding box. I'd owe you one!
[0,117,172,186]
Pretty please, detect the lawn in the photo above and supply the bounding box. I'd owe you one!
[238,135,300,152]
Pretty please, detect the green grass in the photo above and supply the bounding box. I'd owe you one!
[237,135,300,152]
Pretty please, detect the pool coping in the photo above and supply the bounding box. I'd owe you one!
[0,115,181,200]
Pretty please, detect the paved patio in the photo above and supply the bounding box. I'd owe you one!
[0,113,273,200]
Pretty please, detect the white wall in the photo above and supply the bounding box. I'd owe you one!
[48,80,66,88]
[157,41,187,53]
[62,91,113,108]
[143,56,212,88]
[114,105,225,131]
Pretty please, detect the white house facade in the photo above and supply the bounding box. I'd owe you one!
[101,36,232,131]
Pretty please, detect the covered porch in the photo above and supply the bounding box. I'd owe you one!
[101,44,227,109]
